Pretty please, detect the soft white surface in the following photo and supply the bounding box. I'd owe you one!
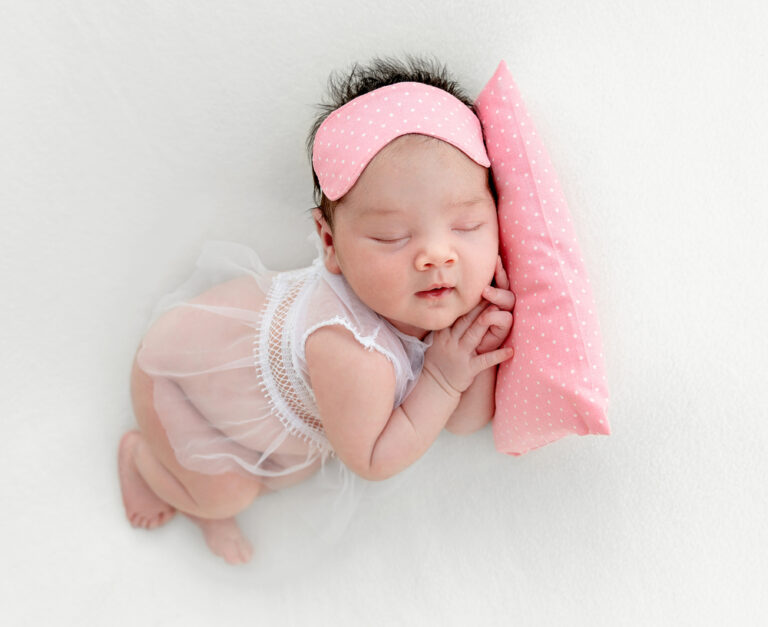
[2,1,766,625]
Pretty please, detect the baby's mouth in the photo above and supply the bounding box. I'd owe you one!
[415,286,454,299]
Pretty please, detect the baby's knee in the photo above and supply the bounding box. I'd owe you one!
[130,357,159,431]
[189,474,263,520]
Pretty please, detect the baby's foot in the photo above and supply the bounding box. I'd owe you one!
[118,431,176,529]
[187,515,254,565]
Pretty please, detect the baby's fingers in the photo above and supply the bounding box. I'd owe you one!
[494,256,510,290]
[484,309,513,335]
[471,346,515,375]
[451,301,488,338]
[483,285,516,311]
[459,305,498,349]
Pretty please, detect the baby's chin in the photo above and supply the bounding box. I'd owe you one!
[390,315,450,339]
[424,309,475,334]
[455,295,486,320]
[390,295,487,337]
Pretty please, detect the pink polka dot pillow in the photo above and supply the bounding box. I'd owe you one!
[475,61,611,455]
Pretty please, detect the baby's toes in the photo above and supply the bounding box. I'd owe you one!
[194,516,254,565]
[225,537,253,564]
[130,512,154,529]
[238,537,254,563]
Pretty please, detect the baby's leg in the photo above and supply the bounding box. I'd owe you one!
[118,430,176,530]
[120,360,263,564]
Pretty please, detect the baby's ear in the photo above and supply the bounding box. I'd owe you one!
[312,208,342,275]
[311,208,324,236]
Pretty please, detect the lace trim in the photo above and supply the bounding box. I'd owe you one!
[253,267,332,452]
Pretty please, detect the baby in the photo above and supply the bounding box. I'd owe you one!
[118,56,516,564]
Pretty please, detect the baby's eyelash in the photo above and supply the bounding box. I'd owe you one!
[454,223,483,232]
[371,236,407,243]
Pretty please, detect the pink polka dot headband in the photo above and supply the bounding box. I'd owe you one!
[312,82,491,201]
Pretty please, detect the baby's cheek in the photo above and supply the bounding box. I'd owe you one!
[463,278,491,315]
[482,251,498,286]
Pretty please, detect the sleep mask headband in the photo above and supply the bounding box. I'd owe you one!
[312,82,490,201]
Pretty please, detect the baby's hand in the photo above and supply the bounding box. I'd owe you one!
[476,256,515,355]
[424,302,514,396]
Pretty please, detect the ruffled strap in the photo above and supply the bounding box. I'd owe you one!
[295,262,431,407]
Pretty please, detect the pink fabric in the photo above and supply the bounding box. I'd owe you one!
[313,82,490,200]
[475,61,610,455]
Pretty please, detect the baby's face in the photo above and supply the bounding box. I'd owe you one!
[321,134,499,338]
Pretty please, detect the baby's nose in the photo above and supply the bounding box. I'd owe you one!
[414,242,456,270]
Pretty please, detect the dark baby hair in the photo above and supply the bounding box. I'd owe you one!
[306,54,493,228]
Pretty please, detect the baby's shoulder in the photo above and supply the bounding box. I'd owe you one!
[293,268,418,405]
[304,324,395,379]
[297,270,404,359]
[304,324,397,400]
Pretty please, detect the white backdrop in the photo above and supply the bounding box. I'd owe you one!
[2,1,766,625]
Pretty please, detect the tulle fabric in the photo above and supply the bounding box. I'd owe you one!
[134,240,428,546]
[137,243,329,488]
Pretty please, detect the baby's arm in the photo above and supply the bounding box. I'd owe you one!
[444,367,497,435]
[306,307,513,481]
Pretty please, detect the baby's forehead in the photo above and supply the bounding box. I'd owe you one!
[337,133,492,211]
[371,135,482,174]
[374,134,459,162]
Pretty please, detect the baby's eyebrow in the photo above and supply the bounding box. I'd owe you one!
[449,196,489,207]
[359,196,489,218]
[359,206,404,218]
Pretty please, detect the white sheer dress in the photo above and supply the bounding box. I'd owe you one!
[135,240,432,539]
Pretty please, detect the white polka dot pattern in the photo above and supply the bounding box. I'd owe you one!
[313,82,490,200]
[475,61,610,455]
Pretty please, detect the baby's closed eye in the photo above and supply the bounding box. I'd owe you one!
[452,222,484,232]
[370,234,409,244]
